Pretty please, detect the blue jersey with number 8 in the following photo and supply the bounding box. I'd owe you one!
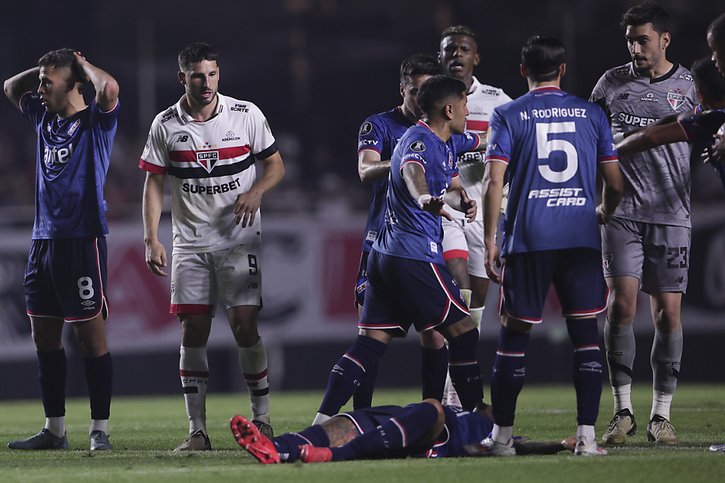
[485,87,618,256]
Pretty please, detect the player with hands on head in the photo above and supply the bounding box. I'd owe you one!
[4,48,120,451]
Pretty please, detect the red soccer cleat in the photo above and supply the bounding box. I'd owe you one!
[299,444,333,463]
[230,415,280,464]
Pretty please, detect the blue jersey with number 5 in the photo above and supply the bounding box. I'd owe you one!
[485,87,618,256]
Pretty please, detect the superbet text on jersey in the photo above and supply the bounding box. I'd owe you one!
[590,63,697,227]
[486,87,618,257]
[139,94,277,253]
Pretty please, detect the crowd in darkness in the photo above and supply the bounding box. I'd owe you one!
[1,0,723,224]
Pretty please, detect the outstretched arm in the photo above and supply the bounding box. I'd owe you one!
[615,122,687,156]
[401,162,451,220]
[234,151,285,227]
[443,176,476,221]
[74,52,119,112]
[3,67,39,109]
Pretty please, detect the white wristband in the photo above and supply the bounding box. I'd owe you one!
[417,194,432,209]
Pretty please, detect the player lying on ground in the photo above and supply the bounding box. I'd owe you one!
[231,399,571,463]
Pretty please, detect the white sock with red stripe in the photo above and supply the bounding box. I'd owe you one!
[179,346,209,434]
[239,339,270,422]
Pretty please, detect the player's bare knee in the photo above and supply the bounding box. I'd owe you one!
[608,296,637,325]
[441,316,477,338]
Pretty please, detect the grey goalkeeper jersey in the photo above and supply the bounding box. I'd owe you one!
[590,62,697,227]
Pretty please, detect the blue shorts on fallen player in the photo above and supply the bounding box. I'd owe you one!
[25,237,109,322]
[499,247,606,323]
[359,250,469,336]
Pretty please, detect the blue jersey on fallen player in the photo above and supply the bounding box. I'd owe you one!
[374,121,478,264]
[21,92,119,239]
[357,107,414,252]
[486,87,618,257]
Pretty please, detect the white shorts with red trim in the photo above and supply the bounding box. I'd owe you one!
[441,218,488,279]
[170,242,261,315]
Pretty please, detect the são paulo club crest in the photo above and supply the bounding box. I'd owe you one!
[667,91,685,111]
[196,151,219,173]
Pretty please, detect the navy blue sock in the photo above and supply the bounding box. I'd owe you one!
[447,329,483,411]
[38,349,67,418]
[274,424,330,462]
[566,318,603,426]
[84,352,113,420]
[353,356,378,410]
[318,336,387,416]
[331,402,439,461]
[491,326,529,426]
[421,345,448,401]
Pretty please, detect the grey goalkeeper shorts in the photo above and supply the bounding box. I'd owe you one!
[601,216,691,294]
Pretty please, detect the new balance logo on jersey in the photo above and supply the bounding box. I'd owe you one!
[176,135,189,143]
[43,144,74,166]
[196,151,219,172]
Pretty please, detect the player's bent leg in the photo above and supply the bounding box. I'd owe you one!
[9,316,69,450]
[646,291,682,444]
[419,330,448,401]
[602,276,639,445]
[314,330,391,425]
[227,305,273,437]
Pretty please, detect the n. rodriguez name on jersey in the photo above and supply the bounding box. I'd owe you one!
[139,93,277,253]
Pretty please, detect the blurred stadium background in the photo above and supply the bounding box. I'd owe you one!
[0,0,723,399]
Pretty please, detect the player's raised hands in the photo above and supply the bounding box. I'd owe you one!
[234,188,263,227]
[418,194,453,221]
[145,239,168,277]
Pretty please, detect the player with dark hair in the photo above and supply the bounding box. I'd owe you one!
[437,27,512,406]
[140,42,285,451]
[313,60,486,425]
[3,48,120,450]
[482,35,623,457]
[314,75,485,425]
[314,54,484,423]
[232,400,571,464]
[590,3,698,445]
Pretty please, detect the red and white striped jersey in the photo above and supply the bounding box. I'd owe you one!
[449,77,511,220]
[139,93,277,252]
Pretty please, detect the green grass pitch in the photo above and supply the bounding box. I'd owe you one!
[1,385,724,482]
